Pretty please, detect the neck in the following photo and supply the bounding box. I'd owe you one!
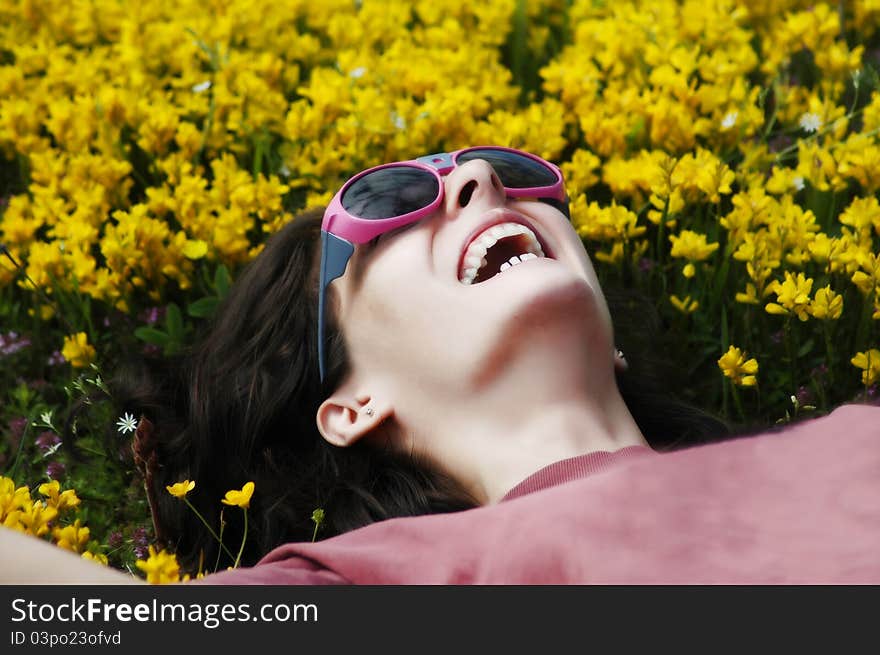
[408,359,648,505]
[469,396,646,504]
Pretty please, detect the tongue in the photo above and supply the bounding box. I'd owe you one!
[473,235,531,284]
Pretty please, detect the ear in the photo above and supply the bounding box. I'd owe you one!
[316,390,393,448]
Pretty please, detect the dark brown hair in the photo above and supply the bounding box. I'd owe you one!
[114,208,478,571]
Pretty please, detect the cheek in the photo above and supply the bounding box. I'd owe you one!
[342,254,436,367]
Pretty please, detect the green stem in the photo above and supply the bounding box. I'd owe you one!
[721,374,730,420]
[184,498,236,561]
[730,382,745,422]
[823,320,836,399]
[7,411,33,482]
[233,509,248,569]
[213,509,225,572]
[74,445,108,459]
[783,318,797,396]
[655,196,668,267]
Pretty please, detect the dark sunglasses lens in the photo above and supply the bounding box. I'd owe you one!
[341,166,439,219]
[456,149,558,188]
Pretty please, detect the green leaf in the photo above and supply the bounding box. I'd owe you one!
[165,303,184,341]
[134,327,170,346]
[214,265,231,298]
[711,256,730,311]
[797,338,815,358]
[187,296,219,318]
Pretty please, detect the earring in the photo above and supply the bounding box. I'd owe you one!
[365,407,374,416]
[614,348,628,372]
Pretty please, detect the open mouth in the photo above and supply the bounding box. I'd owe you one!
[458,222,548,285]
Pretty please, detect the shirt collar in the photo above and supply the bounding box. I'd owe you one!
[500,445,657,501]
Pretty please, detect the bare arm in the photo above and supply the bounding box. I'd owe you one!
[0,527,142,584]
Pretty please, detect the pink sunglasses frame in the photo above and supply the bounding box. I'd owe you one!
[321,146,566,243]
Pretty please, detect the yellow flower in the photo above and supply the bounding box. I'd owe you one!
[82,551,108,566]
[38,480,81,513]
[52,519,90,553]
[718,346,759,387]
[19,503,58,538]
[0,477,31,523]
[166,480,195,499]
[809,286,844,320]
[851,350,880,386]
[851,253,880,295]
[61,332,96,368]
[669,230,720,262]
[765,272,814,321]
[669,294,699,314]
[735,283,760,305]
[221,481,255,509]
[181,239,208,259]
[135,546,185,584]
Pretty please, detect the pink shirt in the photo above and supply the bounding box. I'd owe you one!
[199,403,880,584]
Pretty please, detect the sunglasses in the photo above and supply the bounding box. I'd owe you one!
[317,146,568,382]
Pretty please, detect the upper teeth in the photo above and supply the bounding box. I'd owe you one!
[459,222,545,285]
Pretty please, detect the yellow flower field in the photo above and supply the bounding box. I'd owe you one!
[1,0,879,579]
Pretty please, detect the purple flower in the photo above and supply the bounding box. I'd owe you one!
[770,330,784,345]
[638,258,655,273]
[8,416,27,440]
[0,331,31,356]
[46,461,66,479]
[47,350,65,366]
[140,307,165,326]
[35,431,61,454]
[108,531,124,549]
[132,526,150,548]
[795,386,813,406]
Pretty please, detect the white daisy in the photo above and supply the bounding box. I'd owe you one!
[192,81,212,93]
[116,412,138,435]
[390,111,406,130]
[721,111,738,130]
[798,112,822,133]
[793,176,805,191]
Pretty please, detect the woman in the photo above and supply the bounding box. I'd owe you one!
[109,147,722,570]
[2,147,878,584]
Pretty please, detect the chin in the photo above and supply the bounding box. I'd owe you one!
[485,265,608,345]
[517,272,598,325]
[492,258,596,310]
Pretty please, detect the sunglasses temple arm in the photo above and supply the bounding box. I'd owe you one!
[538,196,570,220]
[318,231,355,383]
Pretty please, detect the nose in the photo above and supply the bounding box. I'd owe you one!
[443,158,506,216]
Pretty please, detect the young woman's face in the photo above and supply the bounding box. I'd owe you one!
[331,157,616,409]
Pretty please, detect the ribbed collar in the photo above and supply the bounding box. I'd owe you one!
[500,445,657,501]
